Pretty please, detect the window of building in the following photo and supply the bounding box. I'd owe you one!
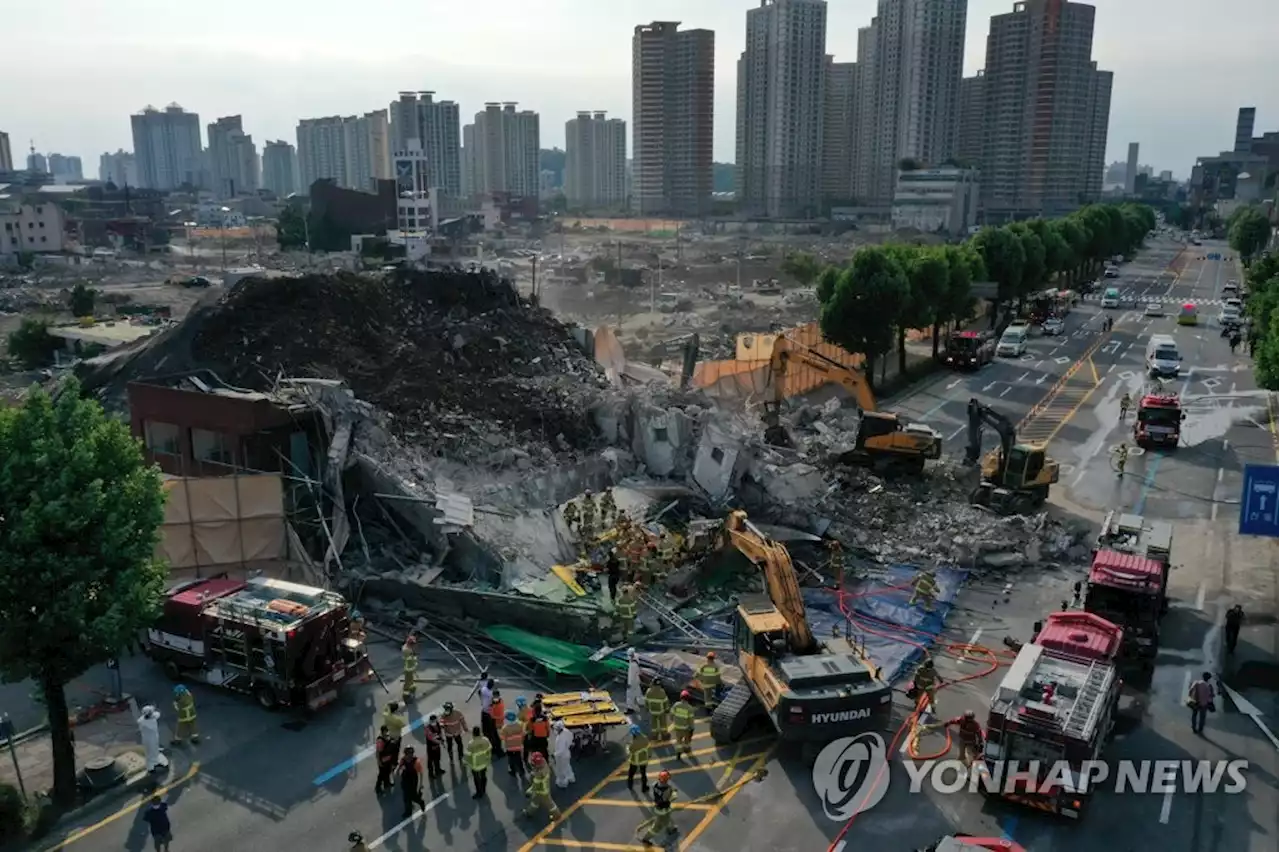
[192,428,235,465]
[145,421,181,455]
[652,426,670,444]
[710,446,725,465]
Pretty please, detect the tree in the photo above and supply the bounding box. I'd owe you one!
[1229,207,1272,262]
[1074,205,1113,273]
[780,251,823,287]
[0,380,167,806]
[1026,219,1069,283]
[970,226,1025,323]
[6,318,59,368]
[1056,217,1089,285]
[1007,224,1046,303]
[276,205,307,250]
[1244,270,1278,390]
[819,247,909,389]
[68,283,96,318]
[893,246,950,374]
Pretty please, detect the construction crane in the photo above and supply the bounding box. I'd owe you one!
[762,336,942,474]
[964,398,1060,514]
[710,511,892,752]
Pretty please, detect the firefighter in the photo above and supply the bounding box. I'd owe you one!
[423,714,445,779]
[1120,391,1132,421]
[515,695,533,769]
[909,569,940,612]
[375,725,397,794]
[636,542,658,588]
[644,681,670,739]
[171,685,199,746]
[945,710,986,767]
[466,725,492,799]
[439,701,465,765]
[487,689,506,754]
[626,724,650,792]
[528,707,552,765]
[695,652,722,712]
[579,490,597,545]
[501,710,527,780]
[1115,442,1129,478]
[599,489,617,527]
[562,498,580,534]
[670,690,696,756]
[640,770,678,845]
[825,539,844,582]
[912,657,940,715]
[615,583,639,641]
[401,635,419,701]
[522,752,560,821]
[399,746,427,819]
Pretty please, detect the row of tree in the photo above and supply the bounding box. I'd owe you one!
[792,202,1157,385]
[1225,204,1277,391]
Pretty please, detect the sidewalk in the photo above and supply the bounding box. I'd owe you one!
[0,706,142,799]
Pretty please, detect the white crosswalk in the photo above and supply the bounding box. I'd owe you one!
[1082,293,1226,306]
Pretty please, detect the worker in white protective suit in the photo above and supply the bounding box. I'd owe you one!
[552,720,575,788]
[625,649,644,714]
[138,705,169,773]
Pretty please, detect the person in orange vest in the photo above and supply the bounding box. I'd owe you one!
[500,710,527,780]
[439,701,466,765]
[528,708,552,765]
[515,696,533,770]
[944,710,986,767]
[486,690,506,755]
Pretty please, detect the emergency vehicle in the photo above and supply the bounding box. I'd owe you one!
[1133,392,1184,449]
[1093,510,1173,612]
[146,576,372,711]
[918,838,1026,852]
[982,611,1124,819]
[943,331,995,370]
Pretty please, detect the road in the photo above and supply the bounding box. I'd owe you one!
[42,239,1278,852]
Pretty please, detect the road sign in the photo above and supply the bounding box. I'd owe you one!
[1239,464,1279,537]
[1207,252,1221,260]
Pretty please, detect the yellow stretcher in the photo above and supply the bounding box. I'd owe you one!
[542,690,628,756]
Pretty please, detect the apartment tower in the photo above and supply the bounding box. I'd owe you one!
[262,140,298,197]
[131,104,203,190]
[565,112,628,210]
[207,116,259,198]
[389,92,462,197]
[468,103,540,199]
[821,58,859,202]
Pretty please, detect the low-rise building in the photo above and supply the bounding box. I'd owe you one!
[0,201,67,254]
[891,167,979,236]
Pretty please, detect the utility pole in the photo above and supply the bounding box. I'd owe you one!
[531,255,539,304]
[651,256,660,316]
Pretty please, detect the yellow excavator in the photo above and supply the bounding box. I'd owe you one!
[762,336,942,474]
[710,511,892,749]
[964,398,1060,513]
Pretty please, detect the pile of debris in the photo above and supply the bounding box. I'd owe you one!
[187,269,611,464]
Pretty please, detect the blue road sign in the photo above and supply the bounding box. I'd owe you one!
[1239,464,1280,537]
[1207,252,1222,260]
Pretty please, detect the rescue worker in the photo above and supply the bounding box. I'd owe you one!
[615,583,639,641]
[1120,391,1132,421]
[522,752,561,821]
[552,719,575,788]
[626,648,644,713]
[670,690,696,757]
[626,724,651,792]
[374,725,397,794]
[466,725,493,799]
[909,569,940,612]
[825,539,844,582]
[423,714,445,779]
[912,657,940,715]
[440,701,466,765]
[562,498,580,534]
[401,634,419,702]
[640,770,678,845]
[695,652,722,712]
[944,710,986,766]
[599,489,617,528]
[606,549,623,602]
[398,746,427,819]
[1116,442,1129,478]
[637,542,658,588]
[138,705,167,774]
[515,695,533,769]
[579,490,598,545]
[656,534,678,584]
[500,710,527,779]
[348,830,369,852]
[644,681,670,739]
[349,615,368,646]
[382,702,407,754]
[528,707,552,764]
[487,689,506,755]
[171,685,199,746]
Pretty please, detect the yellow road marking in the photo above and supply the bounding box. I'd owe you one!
[633,752,772,778]
[1089,355,1100,386]
[580,798,714,811]
[679,746,776,851]
[538,840,649,851]
[43,762,201,850]
[715,744,742,788]
[608,737,774,776]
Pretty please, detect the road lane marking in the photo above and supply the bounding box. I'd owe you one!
[540,841,647,850]
[581,798,714,810]
[369,793,449,848]
[313,711,432,784]
[44,762,202,850]
[999,387,1011,398]
[647,751,773,777]
[946,379,961,390]
[1017,371,1030,382]
[983,382,997,392]
[947,425,965,441]
[679,745,776,851]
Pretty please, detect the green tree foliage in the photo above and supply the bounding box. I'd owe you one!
[819,247,908,388]
[276,205,308,250]
[1073,205,1113,270]
[935,246,980,358]
[1026,220,1069,281]
[6,318,59,368]
[894,247,950,374]
[780,251,823,287]
[1229,207,1272,261]
[1008,223,1046,300]
[970,226,1025,316]
[1244,254,1278,390]
[68,283,96,318]
[0,380,167,806]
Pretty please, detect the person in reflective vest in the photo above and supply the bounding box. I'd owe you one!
[644,682,670,739]
[521,752,561,821]
[944,710,985,766]
[528,710,551,764]
[626,724,650,792]
[909,569,940,612]
[640,770,678,843]
[695,652,721,711]
[439,701,466,765]
[912,657,940,716]
[348,830,369,852]
[401,635,419,701]
[615,583,638,640]
[375,725,397,794]
[515,695,533,769]
[599,489,617,528]
[487,690,506,754]
[171,685,199,745]
[670,691,696,756]
[423,714,445,779]
[579,490,597,546]
[501,711,527,780]
[552,719,575,788]
[562,499,580,535]
[466,725,492,799]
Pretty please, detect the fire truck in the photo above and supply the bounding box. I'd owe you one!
[1083,512,1173,666]
[942,331,995,370]
[982,611,1124,819]
[1094,510,1173,611]
[146,575,372,712]
[1133,391,1184,449]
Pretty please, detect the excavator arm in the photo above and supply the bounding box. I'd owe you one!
[965,398,1016,477]
[767,336,880,413]
[724,511,816,653]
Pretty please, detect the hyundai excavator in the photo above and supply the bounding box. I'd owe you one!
[762,336,942,474]
[965,398,1060,514]
[710,510,892,751]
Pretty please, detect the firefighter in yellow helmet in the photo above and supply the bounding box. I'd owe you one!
[401,634,420,701]
[695,652,721,712]
[171,685,199,745]
[909,569,940,612]
[521,752,561,821]
[579,490,598,547]
[644,681,670,739]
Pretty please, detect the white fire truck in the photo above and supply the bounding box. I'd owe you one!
[146,576,372,712]
[982,611,1124,819]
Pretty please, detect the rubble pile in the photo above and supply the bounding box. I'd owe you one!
[191,269,612,463]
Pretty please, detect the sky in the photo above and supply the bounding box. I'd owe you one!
[2,0,1276,179]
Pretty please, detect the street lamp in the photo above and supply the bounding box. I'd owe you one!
[219,206,231,271]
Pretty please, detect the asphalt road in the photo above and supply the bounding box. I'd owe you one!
[43,239,1278,852]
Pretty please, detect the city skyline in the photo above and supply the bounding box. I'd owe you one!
[2,0,1277,178]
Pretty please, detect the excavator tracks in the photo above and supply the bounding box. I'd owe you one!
[711,682,764,744]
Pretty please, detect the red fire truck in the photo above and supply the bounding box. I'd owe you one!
[1133,392,1184,449]
[146,576,372,712]
[982,611,1124,819]
[942,331,995,370]
[1084,549,1166,667]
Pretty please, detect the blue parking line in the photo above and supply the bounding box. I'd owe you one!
[1000,815,1019,841]
[312,712,431,785]
[1133,452,1165,515]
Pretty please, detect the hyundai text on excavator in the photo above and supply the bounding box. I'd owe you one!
[965,399,1059,514]
[763,336,942,474]
[709,511,892,751]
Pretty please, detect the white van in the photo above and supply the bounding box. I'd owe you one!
[996,326,1028,357]
[1145,335,1181,378]
[1100,287,1121,308]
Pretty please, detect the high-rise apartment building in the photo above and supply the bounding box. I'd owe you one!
[956,73,985,169]
[343,110,391,193]
[737,0,828,218]
[821,58,858,202]
[389,92,461,197]
[853,0,967,205]
[296,117,349,192]
[99,150,138,186]
[262,140,298,197]
[1234,107,1256,154]
[207,116,259,197]
[852,24,879,201]
[26,151,47,174]
[631,21,715,216]
[131,104,203,190]
[565,112,627,210]
[1124,142,1140,195]
[468,103,540,199]
[978,0,1112,221]
[47,153,83,181]
[0,132,12,172]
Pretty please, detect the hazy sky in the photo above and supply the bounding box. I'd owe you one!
[2,0,1276,178]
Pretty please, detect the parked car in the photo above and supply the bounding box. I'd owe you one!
[1104,267,1120,279]
[1223,279,1239,294]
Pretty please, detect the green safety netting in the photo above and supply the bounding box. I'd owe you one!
[482,625,628,681]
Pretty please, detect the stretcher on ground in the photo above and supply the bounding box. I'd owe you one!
[542,689,628,756]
